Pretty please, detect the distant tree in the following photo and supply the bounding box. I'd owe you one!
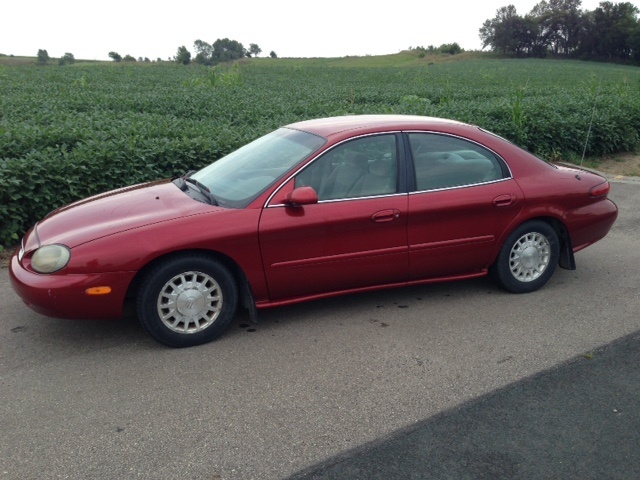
[123,54,136,62]
[192,38,246,65]
[480,6,519,54]
[480,0,640,62]
[37,49,49,64]
[588,1,640,60]
[480,5,539,56]
[631,17,640,61]
[156,57,162,62]
[144,57,151,62]
[412,43,464,56]
[508,14,543,56]
[438,42,464,54]
[58,52,75,66]
[175,45,191,65]
[270,51,277,58]
[249,43,262,57]
[531,0,583,55]
[109,51,122,62]
[193,39,213,65]
[212,38,245,63]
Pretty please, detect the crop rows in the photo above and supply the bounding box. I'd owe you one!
[1,59,639,247]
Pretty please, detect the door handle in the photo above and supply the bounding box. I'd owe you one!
[493,194,517,207]
[371,209,401,223]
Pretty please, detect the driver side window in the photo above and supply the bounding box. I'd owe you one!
[295,134,398,201]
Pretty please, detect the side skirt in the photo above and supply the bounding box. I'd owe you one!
[255,270,488,309]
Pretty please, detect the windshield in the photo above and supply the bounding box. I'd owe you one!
[191,128,326,207]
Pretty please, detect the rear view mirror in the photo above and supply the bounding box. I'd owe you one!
[285,186,318,206]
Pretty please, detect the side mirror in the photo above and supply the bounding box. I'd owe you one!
[285,186,318,206]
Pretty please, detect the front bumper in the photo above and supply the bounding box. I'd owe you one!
[9,252,136,320]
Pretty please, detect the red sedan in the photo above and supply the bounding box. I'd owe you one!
[10,115,618,347]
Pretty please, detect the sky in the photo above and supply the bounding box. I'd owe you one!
[0,0,629,61]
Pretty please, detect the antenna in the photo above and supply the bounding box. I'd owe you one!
[580,82,600,169]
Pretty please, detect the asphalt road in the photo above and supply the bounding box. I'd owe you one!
[1,180,639,480]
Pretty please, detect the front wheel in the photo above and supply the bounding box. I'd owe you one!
[491,221,560,293]
[136,254,238,347]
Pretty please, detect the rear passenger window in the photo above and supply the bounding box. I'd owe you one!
[408,133,507,191]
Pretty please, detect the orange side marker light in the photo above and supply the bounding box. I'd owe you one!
[85,286,112,295]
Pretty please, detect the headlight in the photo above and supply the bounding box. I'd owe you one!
[31,245,71,273]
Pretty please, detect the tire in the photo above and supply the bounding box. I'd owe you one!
[136,254,238,347]
[491,220,560,293]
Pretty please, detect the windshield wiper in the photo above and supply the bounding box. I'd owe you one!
[175,171,218,205]
[185,177,218,206]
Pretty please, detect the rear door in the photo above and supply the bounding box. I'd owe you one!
[406,132,524,279]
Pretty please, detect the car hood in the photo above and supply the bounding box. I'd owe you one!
[32,179,217,249]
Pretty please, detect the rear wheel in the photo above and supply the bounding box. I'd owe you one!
[491,221,560,293]
[137,254,238,347]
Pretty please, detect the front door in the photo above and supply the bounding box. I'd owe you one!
[259,133,409,301]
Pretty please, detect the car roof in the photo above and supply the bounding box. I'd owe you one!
[285,115,468,139]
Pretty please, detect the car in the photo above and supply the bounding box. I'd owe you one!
[9,115,618,347]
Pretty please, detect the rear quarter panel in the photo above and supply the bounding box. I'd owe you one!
[458,130,618,257]
[505,160,617,252]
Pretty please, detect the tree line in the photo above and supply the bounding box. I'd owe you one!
[409,43,465,56]
[480,0,640,62]
[173,39,278,65]
[106,39,273,66]
[26,3,639,68]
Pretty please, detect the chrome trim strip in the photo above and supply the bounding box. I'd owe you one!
[408,177,513,195]
[34,221,42,247]
[403,129,514,179]
[270,245,408,269]
[267,192,407,208]
[264,129,516,206]
[410,235,495,251]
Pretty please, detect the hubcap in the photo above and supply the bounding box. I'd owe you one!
[157,271,222,334]
[509,232,551,282]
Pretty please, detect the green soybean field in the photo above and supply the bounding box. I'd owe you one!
[1,56,639,248]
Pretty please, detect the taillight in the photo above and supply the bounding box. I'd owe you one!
[589,180,610,198]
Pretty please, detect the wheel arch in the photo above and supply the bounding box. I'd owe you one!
[545,216,576,270]
[494,215,575,270]
[125,249,256,314]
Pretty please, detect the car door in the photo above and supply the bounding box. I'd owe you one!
[406,132,524,280]
[259,133,409,301]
